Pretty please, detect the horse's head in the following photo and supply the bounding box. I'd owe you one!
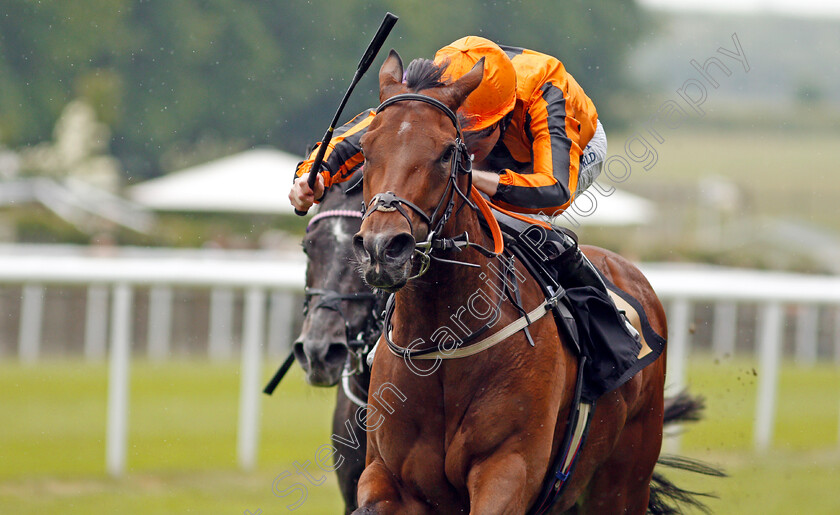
[353,50,484,292]
[295,174,378,386]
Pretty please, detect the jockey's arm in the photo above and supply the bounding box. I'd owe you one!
[490,83,596,216]
[289,109,375,213]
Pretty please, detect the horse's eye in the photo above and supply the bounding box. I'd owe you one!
[441,145,455,163]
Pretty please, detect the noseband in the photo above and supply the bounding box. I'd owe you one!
[364,93,494,278]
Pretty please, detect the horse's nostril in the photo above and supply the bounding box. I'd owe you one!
[385,233,415,263]
[324,343,348,367]
[352,234,369,262]
[293,342,308,369]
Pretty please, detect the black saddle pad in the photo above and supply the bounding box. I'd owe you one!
[487,209,665,402]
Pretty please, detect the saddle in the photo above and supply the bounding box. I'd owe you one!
[487,207,665,403]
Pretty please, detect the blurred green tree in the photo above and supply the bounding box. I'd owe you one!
[0,0,647,180]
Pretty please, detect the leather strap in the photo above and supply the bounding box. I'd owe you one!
[377,93,461,135]
[489,201,555,231]
[386,294,559,361]
[471,188,504,255]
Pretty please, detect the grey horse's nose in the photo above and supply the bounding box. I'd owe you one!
[293,340,347,370]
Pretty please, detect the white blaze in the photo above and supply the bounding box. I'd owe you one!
[331,219,351,245]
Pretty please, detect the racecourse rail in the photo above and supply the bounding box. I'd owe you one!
[1,246,839,476]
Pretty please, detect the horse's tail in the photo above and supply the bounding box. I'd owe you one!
[648,456,727,515]
[649,390,727,515]
[663,389,705,426]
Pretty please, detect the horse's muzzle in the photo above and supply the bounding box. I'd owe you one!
[293,338,348,386]
[353,231,416,291]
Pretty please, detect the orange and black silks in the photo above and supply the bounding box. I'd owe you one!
[295,45,598,216]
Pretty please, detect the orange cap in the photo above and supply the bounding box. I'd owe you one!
[434,36,516,131]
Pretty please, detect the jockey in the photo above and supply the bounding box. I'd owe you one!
[290,36,610,295]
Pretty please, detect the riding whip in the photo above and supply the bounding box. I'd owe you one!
[263,350,296,395]
[294,12,399,216]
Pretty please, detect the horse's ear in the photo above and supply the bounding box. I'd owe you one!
[379,49,404,102]
[445,57,484,109]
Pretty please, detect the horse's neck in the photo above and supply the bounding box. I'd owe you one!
[395,210,495,328]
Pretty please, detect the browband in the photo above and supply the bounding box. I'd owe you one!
[376,93,463,137]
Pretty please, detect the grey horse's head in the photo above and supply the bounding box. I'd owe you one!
[294,172,379,386]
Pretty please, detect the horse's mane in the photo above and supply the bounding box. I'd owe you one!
[404,58,449,92]
[403,58,480,132]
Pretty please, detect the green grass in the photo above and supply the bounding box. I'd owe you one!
[1,356,839,514]
[680,356,840,452]
[673,355,840,514]
[636,127,840,230]
[0,360,344,514]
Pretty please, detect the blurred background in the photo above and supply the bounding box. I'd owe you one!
[1,0,838,513]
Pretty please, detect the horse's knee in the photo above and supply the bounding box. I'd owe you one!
[355,460,405,514]
[467,453,531,515]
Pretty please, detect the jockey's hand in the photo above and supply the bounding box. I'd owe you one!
[472,169,500,197]
[289,172,325,213]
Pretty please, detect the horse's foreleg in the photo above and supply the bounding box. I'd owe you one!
[466,451,531,515]
[353,459,401,515]
[354,459,430,515]
[333,387,367,513]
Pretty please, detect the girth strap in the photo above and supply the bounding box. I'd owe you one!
[530,356,595,514]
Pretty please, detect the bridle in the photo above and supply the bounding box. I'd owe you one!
[305,209,383,375]
[362,93,498,279]
[362,93,523,359]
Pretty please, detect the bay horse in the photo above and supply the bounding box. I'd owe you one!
[350,51,668,514]
[293,171,717,513]
[295,172,381,512]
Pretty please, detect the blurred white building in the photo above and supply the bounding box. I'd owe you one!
[128,147,657,226]
[128,148,302,215]
[0,100,153,236]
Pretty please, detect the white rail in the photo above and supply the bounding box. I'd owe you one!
[0,250,838,473]
[641,264,840,451]
[640,265,840,304]
[0,252,306,287]
[0,249,305,476]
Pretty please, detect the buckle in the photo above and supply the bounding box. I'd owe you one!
[408,249,431,279]
[545,285,566,309]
